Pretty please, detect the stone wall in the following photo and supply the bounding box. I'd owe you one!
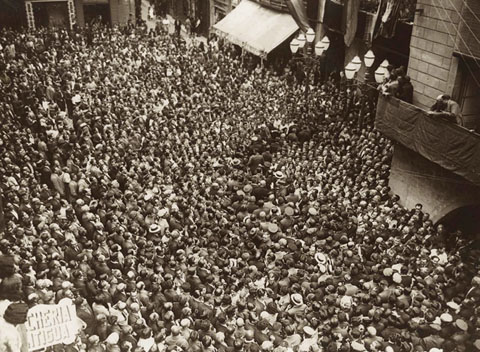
[408,0,464,109]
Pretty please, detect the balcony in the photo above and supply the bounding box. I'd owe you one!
[250,0,416,21]
[249,0,295,13]
[375,95,480,186]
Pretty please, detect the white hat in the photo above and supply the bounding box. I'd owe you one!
[268,223,279,234]
[274,171,284,179]
[392,273,402,284]
[315,253,327,264]
[383,268,393,277]
[455,319,468,331]
[440,313,453,323]
[319,264,327,273]
[261,341,274,350]
[351,341,365,351]
[27,293,39,301]
[303,326,315,336]
[291,293,303,306]
[61,281,72,289]
[105,332,119,344]
[446,301,460,311]
[180,318,191,327]
[149,224,161,234]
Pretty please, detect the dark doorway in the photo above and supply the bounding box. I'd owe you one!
[0,0,26,29]
[437,204,480,277]
[32,1,69,28]
[84,4,111,26]
[196,0,210,36]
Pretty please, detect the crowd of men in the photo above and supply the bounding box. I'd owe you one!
[0,20,480,352]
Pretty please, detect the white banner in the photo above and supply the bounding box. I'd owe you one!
[25,298,79,351]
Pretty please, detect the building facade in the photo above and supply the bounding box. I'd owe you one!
[409,0,480,126]
[23,0,135,29]
[376,0,480,230]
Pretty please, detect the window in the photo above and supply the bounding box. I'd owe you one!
[454,57,480,131]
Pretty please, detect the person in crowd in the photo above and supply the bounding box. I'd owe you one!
[0,302,29,351]
[185,17,192,35]
[174,19,182,36]
[0,20,479,352]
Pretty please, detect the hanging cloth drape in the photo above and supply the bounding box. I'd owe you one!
[375,0,402,39]
[364,0,384,44]
[341,0,360,47]
[323,0,343,32]
[286,0,310,32]
[315,0,327,41]
[371,0,387,36]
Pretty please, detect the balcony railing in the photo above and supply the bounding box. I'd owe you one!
[375,95,480,186]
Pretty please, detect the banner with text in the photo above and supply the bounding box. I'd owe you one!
[25,299,78,351]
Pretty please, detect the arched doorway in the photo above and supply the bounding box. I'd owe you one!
[437,205,480,281]
[437,204,480,252]
[437,204,480,237]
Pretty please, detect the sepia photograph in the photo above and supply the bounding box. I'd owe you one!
[0,0,479,351]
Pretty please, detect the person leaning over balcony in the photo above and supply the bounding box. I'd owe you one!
[397,76,413,104]
[442,94,464,127]
[430,95,448,113]
[381,73,399,97]
[429,95,463,126]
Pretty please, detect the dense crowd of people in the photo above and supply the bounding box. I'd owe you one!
[0,20,480,352]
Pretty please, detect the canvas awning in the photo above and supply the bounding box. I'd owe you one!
[212,0,299,59]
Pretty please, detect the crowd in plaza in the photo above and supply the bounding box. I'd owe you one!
[0,20,480,352]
